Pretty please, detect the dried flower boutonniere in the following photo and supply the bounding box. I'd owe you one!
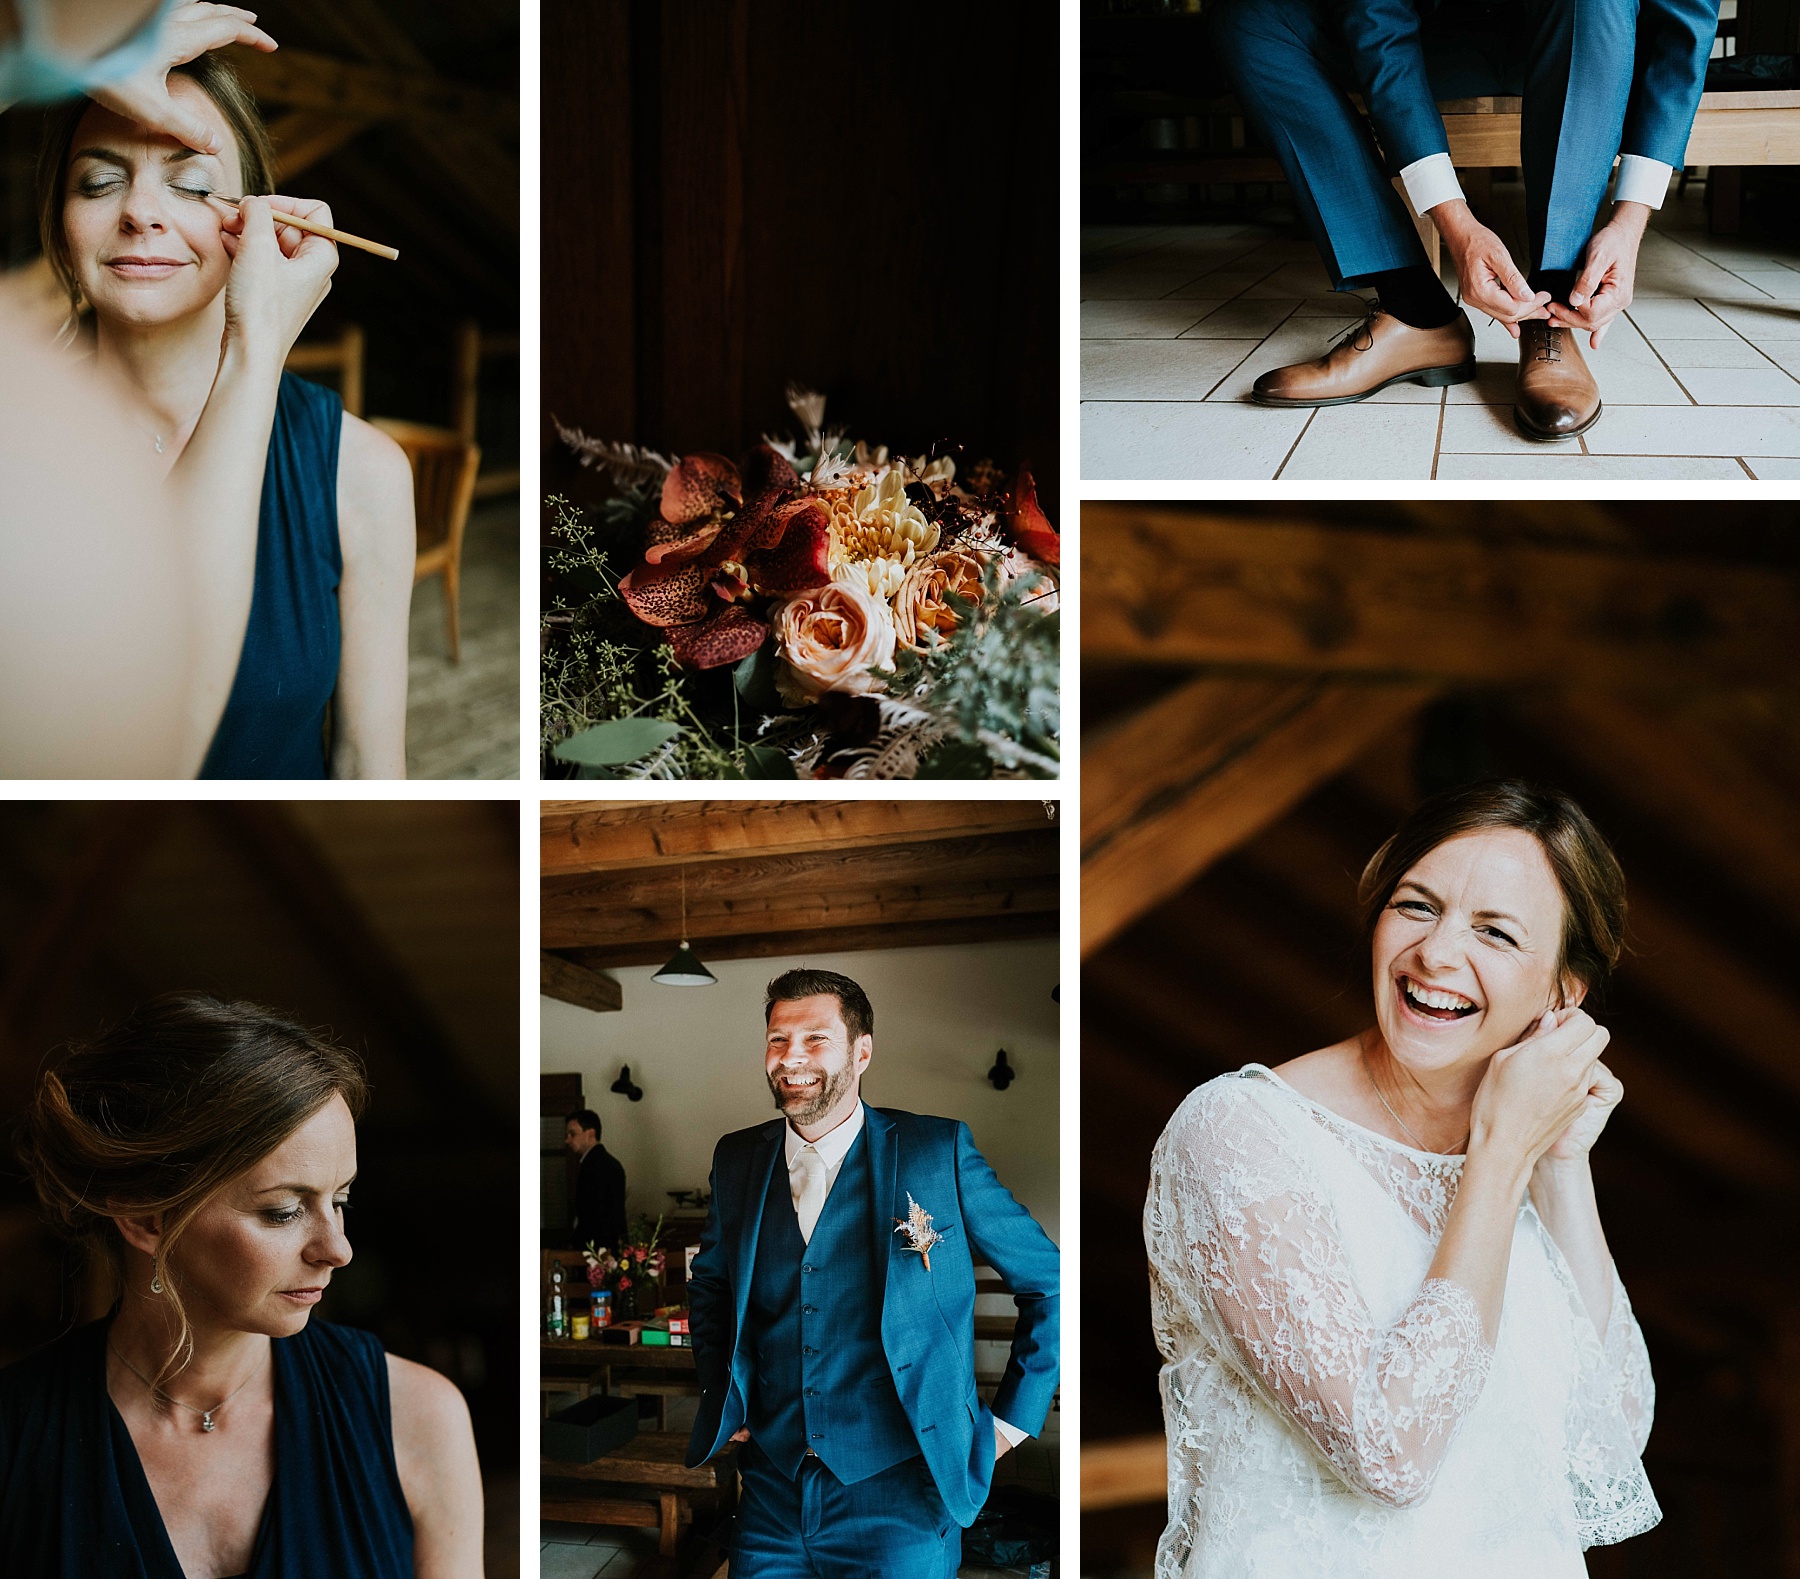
[893,1192,947,1272]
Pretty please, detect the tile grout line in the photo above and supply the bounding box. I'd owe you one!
[1272,408,1317,480]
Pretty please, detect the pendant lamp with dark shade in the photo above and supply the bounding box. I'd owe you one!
[653,869,717,987]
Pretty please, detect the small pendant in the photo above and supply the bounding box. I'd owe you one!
[201,1413,215,1432]
[153,435,164,454]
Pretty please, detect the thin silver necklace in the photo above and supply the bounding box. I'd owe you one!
[123,405,204,455]
[109,1341,266,1433]
[1363,1050,1467,1155]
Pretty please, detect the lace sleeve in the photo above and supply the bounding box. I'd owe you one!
[1145,1082,1495,1509]
[1559,1263,1660,1546]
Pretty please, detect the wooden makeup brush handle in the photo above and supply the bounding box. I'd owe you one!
[222,197,399,262]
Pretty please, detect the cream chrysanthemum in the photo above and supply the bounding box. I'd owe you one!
[820,467,940,607]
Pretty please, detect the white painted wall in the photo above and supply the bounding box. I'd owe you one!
[541,938,1061,1243]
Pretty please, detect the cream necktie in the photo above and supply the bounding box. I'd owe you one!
[790,1144,827,1245]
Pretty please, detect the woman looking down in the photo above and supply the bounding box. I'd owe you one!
[0,993,482,1577]
[1145,779,1656,1577]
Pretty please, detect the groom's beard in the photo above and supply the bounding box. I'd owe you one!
[768,1061,852,1126]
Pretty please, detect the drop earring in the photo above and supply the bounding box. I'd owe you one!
[150,1272,163,1294]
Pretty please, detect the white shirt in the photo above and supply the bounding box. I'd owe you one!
[783,1100,1027,1450]
[1398,151,1672,217]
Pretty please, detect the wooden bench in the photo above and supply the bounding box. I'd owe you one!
[541,1430,736,1565]
[1087,88,1800,258]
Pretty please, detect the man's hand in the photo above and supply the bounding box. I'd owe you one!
[89,4,277,155]
[995,1425,1013,1461]
[1550,202,1649,348]
[1430,199,1550,339]
[729,1427,751,1444]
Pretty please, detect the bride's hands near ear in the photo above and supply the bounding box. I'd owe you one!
[1470,1006,1612,1171]
[1539,1016,1622,1162]
[217,194,337,357]
[89,5,278,157]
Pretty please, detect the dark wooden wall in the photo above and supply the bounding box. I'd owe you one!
[543,0,1062,506]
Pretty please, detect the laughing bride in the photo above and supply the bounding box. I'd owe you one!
[1144,779,1657,1577]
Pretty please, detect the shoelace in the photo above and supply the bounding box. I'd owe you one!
[1330,305,1383,356]
[1525,320,1564,363]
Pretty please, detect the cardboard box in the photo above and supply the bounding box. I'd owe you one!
[542,1394,637,1464]
[600,1321,644,1346]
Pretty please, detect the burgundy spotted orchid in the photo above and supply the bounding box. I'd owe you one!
[617,446,831,669]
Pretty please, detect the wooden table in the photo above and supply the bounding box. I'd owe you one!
[541,1429,735,1562]
[542,1338,699,1427]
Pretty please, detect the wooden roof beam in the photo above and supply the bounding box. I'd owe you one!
[554,910,1059,970]
[540,951,621,1014]
[267,110,373,182]
[227,45,517,135]
[1082,675,1434,956]
[541,800,1056,876]
[1081,506,1800,690]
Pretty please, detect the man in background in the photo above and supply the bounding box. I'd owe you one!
[565,1108,628,1251]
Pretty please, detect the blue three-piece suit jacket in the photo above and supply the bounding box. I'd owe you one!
[685,1106,1060,1528]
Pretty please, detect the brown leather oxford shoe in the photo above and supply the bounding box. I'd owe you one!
[1251,308,1476,407]
[1514,319,1602,441]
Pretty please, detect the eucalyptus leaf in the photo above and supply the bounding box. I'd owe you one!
[554,718,681,767]
[733,644,782,714]
[744,744,798,780]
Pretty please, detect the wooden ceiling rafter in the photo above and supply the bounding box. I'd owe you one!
[1081,506,1800,690]
[205,802,504,1137]
[541,799,1055,876]
[539,952,621,1014]
[1081,675,1436,956]
[540,801,1060,1010]
[226,45,517,137]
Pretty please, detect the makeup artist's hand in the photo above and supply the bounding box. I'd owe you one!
[218,193,337,359]
[90,4,278,156]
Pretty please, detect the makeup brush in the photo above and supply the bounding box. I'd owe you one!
[211,195,400,261]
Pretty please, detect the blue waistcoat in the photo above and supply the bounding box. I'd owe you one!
[744,1131,917,1484]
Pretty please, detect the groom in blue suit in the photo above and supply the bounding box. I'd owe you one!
[1213,0,1718,438]
[686,968,1060,1578]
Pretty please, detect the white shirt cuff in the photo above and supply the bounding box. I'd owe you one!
[1399,153,1464,215]
[994,1415,1028,1449]
[1614,155,1673,209]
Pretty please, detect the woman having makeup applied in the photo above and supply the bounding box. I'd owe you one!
[0,993,482,1578]
[35,36,414,778]
[1145,781,1656,1578]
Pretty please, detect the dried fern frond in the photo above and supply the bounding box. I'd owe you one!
[785,382,827,442]
[554,418,675,486]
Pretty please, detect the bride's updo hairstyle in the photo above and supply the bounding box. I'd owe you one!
[18,992,366,1381]
[1356,779,1627,997]
[34,52,277,326]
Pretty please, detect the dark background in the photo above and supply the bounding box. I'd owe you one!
[0,802,520,1575]
[543,0,1062,511]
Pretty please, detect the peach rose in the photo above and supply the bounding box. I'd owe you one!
[893,549,995,651]
[772,581,897,703]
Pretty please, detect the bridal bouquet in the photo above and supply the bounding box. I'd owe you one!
[543,387,1060,779]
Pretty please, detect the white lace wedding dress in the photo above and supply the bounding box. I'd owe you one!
[1143,1064,1658,1579]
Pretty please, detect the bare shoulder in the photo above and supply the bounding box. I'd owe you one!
[1269,1040,1363,1105]
[386,1351,470,1443]
[337,414,416,565]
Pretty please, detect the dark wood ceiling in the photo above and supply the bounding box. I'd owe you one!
[1081,503,1800,1579]
[540,800,1061,1011]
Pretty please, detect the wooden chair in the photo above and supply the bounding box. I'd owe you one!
[452,319,520,500]
[285,324,364,417]
[370,419,480,663]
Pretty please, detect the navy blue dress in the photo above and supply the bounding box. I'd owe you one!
[0,1319,414,1577]
[200,372,344,780]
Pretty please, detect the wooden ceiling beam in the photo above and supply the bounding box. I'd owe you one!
[554,910,1059,970]
[1538,692,1800,921]
[204,803,504,1136]
[267,110,373,182]
[540,951,621,1014]
[226,45,517,135]
[541,800,1056,876]
[1081,506,1800,690]
[1081,676,1434,956]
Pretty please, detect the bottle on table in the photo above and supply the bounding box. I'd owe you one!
[548,1258,567,1338]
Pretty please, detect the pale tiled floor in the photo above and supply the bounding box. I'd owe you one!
[540,1393,1058,1577]
[1081,183,1800,480]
